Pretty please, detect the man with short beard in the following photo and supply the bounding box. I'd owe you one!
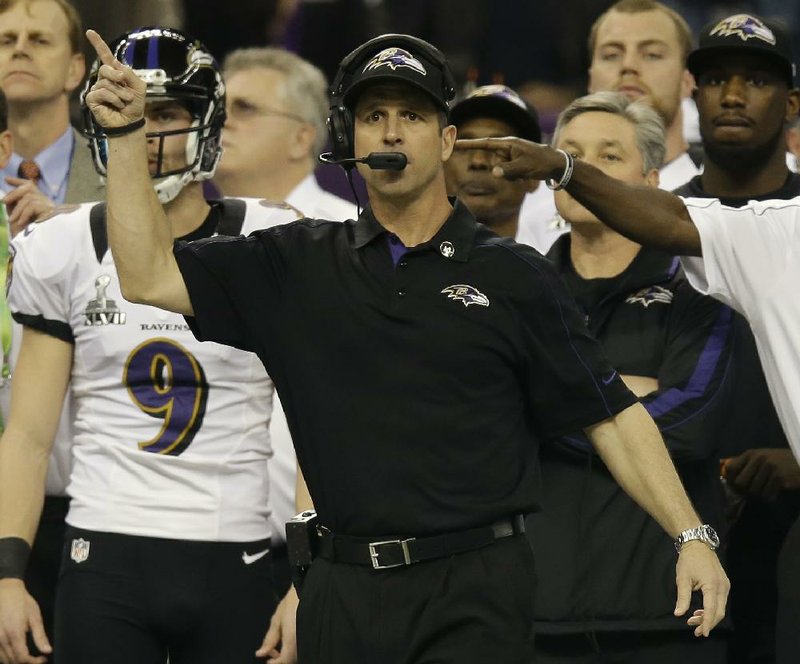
[517,0,700,252]
[673,14,800,664]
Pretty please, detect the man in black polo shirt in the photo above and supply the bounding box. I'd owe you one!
[84,29,729,664]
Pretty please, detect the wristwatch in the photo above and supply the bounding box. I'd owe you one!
[674,524,720,552]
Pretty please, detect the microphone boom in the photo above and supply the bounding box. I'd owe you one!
[319,151,407,171]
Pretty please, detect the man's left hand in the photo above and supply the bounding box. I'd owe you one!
[724,448,800,501]
[3,177,55,237]
[674,541,730,636]
[256,586,298,663]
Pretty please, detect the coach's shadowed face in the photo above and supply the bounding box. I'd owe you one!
[445,116,535,236]
[694,52,800,167]
[353,82,455,201]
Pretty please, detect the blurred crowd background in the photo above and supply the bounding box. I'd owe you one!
[72,0,800,137]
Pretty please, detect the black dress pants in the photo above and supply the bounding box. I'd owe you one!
[297,534,536,664]
[534,630,728,663]
[776,514,800,664]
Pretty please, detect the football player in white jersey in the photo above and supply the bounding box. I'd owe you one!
[0,27,299,664]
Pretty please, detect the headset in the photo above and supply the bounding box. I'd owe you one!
[324,34,457,168]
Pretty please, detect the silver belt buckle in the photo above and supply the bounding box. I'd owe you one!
[368,538,414,569]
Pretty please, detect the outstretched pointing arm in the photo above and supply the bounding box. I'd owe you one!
[454,137,702,256]
[84,29,192,315]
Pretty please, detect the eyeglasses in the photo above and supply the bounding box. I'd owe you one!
[227,100,307,124]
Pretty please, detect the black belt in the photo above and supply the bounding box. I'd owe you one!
[316,515,525,570]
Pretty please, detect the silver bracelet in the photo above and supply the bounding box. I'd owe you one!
[546,149,574,191]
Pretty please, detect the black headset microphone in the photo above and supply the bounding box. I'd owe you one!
[318,151,407,170]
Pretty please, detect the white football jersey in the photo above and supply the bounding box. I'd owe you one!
[681,196,800,466]
[9,198,300,541]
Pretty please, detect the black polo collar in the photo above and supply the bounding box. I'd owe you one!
[351,197,477,263]
[548,233,680,290]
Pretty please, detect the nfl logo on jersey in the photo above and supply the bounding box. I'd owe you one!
[70,538,90,563]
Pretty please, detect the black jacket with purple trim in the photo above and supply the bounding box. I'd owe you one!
[527,236,734,633]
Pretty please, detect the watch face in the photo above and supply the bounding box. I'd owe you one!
[702,525,720,549]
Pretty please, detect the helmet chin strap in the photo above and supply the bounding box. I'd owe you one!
[153,171,194,204]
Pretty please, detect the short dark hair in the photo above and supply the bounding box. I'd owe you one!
[588,0,693,63]
[0,0,83,54]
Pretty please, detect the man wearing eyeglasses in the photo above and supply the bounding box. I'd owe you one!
[215,47,356,221]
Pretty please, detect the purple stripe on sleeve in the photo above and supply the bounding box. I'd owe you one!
[645,306,732,418]
[667,256,680,279]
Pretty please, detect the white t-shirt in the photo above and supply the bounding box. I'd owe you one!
[681,196,800,463]
[268,176,356,545]
[515,152,701,253]
[9,198,299,541]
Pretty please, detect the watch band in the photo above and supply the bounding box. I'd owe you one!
[674,524,720,552]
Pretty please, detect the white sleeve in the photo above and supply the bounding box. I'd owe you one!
[680,196,800,315]
[8,215,82,342]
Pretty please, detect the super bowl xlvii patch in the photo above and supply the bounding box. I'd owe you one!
[84,275,127,326]
[70,538,90,563]
[363,48,427,76]
[710,14,776,44]
[441,284,490,308]
[625,285,673,308]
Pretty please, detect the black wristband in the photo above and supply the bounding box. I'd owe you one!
[0,537,30,579]
[102,117,146,137]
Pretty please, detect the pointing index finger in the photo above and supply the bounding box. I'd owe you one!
[453,137,512,154]
[85,29,117,67]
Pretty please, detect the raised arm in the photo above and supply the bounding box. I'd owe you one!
[83,30,192,315]
[0,328,72,664]
[585,402,729,637]
[454,137,702,256]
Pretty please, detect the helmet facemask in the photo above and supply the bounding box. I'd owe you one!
[80,27,226,203]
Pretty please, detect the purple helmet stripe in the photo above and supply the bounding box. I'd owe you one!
[146,36,159,69]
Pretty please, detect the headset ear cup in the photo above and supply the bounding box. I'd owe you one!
[328,105,354,162]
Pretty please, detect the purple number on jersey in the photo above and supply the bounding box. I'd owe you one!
[123,337,209,456]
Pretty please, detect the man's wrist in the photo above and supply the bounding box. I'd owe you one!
[678,539,713,552]
[102,117,146,138]
[545,149,574,191]
[674,524,720,553]
[0,537,30,579]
